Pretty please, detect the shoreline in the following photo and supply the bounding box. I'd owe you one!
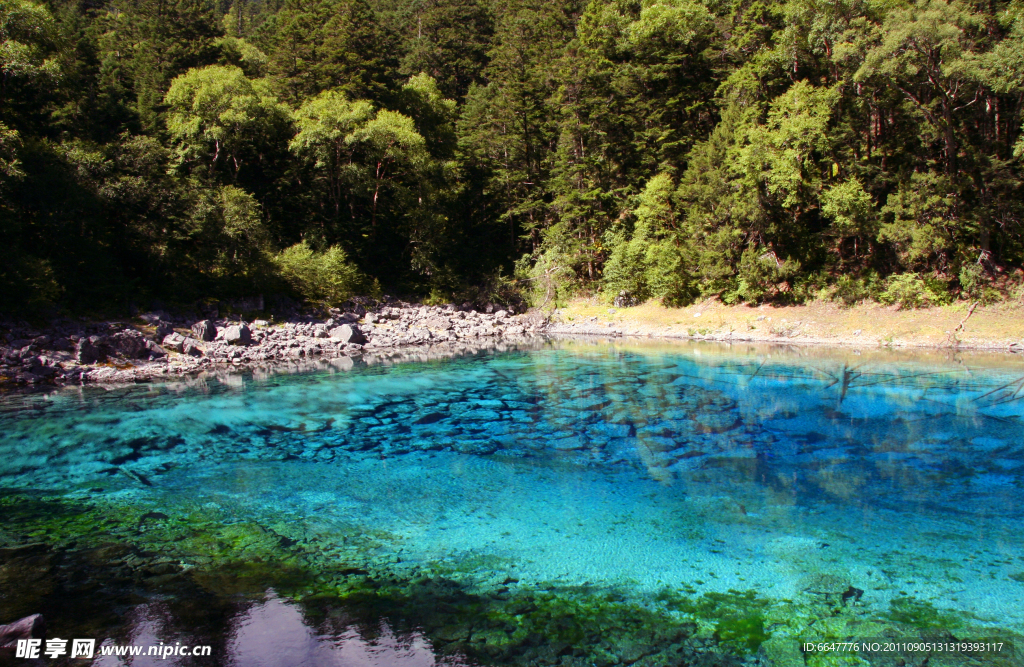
[2,298,1023,388]
[0,302,548,389]
[545,298,1024,353]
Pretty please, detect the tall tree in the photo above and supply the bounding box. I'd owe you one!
[290,89,375,224]
[164,64,290,180]
[262,0,398,104]
[400,0,493,100]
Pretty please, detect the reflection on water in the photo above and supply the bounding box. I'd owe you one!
[86,593,465,667]
[1,338,1023,666]
[224,593,466,667]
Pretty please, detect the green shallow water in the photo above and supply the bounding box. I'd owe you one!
[1,338,1023,666]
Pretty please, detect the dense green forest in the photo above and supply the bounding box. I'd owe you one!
[2,0,1024,314]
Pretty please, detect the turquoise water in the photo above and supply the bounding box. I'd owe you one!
[2,339,1023,666]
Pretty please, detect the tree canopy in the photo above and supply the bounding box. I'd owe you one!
[2,0,1024,313]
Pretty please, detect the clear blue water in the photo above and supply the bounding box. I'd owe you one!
[2,339,1023,666]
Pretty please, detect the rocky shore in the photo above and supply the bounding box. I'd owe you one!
[0,301,547,388]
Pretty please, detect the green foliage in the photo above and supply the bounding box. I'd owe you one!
[165,65,290,178]
[516,248,577,310]
[272,241,365,307]
[216,36,269,77]
[219,185,270,256]
[0,121,21,181]
[290,90,375,220]
[739,81,840,209]
[0,254,62,312]
[727,246,801,304]
[879,273,952,309]
[821,177,876,240]
[3,0,1024,316]
[831,273,882,306]
[603,173,695,305]
[0,0,60,85]
[261,0,396,104]
[879,173,961,269]
[397,0,493,100]
[958,260,984,298]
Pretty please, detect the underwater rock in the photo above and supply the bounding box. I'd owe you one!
[800,573,854,604]
[759,637,803,667]
[693,411,741,434]
[0,613,45,648]
[842,585,864,605]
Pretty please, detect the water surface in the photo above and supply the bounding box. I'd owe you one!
[2,339,1023,665]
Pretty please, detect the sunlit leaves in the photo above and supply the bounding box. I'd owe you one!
[290,90,375,171]
[0,0,59,83]
[738,81,841,208]
[624,0,714,51]
[164,65,290,176]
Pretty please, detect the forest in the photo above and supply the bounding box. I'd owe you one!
[2,0,1024,314]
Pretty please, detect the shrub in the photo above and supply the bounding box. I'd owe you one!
[957,261,984,299]
[272,242,364,307]
[879,272,951,309]
[831,272,882,306]
[723,246,799,304]
[516,250,577,310]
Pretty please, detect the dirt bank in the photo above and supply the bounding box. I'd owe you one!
[545,298,1024,352]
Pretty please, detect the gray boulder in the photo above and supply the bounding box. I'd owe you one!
[109,331,148,358]
[145,340,167,358]
[163,333,203,356]
[162,333,186,352]
[154,321,174,341]
[76,336,107,364]
[50,337,73,352]
[191,319,217,342]
[224,324,252,346]
[329,324,366,344]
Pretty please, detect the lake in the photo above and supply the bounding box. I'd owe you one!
[1,338,1022,666]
